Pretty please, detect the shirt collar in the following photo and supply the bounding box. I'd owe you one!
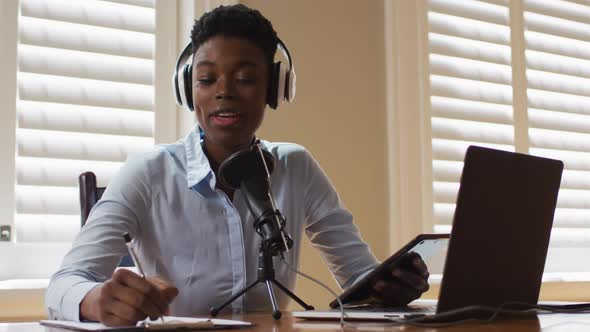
[184,127,271,191]
[184,126,215,190]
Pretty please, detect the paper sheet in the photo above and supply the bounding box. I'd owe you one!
[40,316,251,331]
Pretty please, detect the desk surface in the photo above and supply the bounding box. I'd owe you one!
[1,312,590,332]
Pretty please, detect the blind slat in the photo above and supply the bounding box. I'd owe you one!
[525,12,590,43]
[19,44,154,85]
[17,128,154,162]
[529,128,590,153]
[553,209,590,228]
[527,50,590,80]
[18,72,153,111]
[433,181,460,204]
[432,96,513,124]
[529,108,590,135]
[433,160,463,182]
[525,31,590,62]
[16,156,122,187]
[430,54,512,85]
[432,117,514,145]
[19,16,154,59]
[433,139,514,161]
[556,189,590,209]
[527,89,590,116]
[428,12,510,46]
[549,228,590,248]
[560,169,590,191]
[18,100,154,137]
[429,33,511,65]
[531,148,590,172]
[433,203,455,225]
[527,69,590,98]
[431,75,513,105]
[21,0,155,33]
[429,0,508,25]
[16,214,80,243]
[101,0,155,8]
[16,185,79,215]
[524,0,590,26]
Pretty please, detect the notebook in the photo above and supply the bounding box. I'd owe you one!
[40,316,252,331]
[294,145,564,321]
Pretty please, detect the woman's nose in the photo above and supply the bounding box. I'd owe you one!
[215,77,235,100]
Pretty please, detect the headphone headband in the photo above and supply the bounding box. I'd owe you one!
[173,38,296,111]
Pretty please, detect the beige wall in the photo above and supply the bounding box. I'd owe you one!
[242,0,390,309]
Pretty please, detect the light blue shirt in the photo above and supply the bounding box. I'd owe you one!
[46,127,378,321]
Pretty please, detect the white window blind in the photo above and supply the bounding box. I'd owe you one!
[426,0,590,277]
[523,0,590,276]
[15,0,155,245]
[427,0,515,232]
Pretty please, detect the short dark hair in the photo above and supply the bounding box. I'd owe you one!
[190,4,278,69]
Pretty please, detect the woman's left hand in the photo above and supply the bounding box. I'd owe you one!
[371,252,430,306]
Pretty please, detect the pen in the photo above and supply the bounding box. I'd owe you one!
[123,232,166,324]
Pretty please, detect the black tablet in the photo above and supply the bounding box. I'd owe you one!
[329,233,450,308]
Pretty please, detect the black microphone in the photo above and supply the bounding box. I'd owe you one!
[219,141,293,256]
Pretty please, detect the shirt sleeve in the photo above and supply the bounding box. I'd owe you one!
[301,149,379,289]
[45,155,151,321]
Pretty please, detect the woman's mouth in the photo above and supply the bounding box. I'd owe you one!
[211,111,241,126]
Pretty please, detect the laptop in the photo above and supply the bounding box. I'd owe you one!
[294,146,564,321]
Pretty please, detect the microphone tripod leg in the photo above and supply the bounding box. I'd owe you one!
[265,280,282,320]
[271,279,315,310]
[209,280,260,317]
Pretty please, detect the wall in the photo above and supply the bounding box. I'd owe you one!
[242,0,389,309]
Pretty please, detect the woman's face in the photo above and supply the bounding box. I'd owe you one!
[192,35,269,152]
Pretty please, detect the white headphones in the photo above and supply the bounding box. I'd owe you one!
[173,39,296,111]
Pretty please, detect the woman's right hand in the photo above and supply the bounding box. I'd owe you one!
[80,269,179,326]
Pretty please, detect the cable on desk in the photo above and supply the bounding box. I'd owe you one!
[386,301,590,328]
[279,254,352,328]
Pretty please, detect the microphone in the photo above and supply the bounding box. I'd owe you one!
[219,140,293,256]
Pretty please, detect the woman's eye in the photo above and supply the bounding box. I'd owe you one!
[237,78,256,85]
[197,78,214,85]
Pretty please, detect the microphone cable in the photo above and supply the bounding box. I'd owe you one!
[279,254,352,328]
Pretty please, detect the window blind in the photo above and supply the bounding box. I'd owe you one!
[426,0,514,233]
[16,0,155,244]
[426,0,590,277]
[523,0,590,275]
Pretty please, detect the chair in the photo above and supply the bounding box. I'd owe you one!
[79,171,134,267]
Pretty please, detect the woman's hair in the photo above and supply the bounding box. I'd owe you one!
[191,4,279,69]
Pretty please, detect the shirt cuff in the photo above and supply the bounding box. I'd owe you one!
[346,267,376,289]
[62,281,102,322]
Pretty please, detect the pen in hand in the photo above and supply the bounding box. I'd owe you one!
[123,232,166,324]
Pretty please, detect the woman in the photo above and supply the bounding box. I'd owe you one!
[46,4,429,326]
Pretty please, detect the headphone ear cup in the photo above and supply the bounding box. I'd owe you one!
[183,62,194,111]
[267,61,281,110]
[174,67,182,106]
[276,62,287,106]
[286,68,296,102]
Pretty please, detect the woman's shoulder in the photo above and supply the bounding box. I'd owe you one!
[121,140,187,176]
[262,141,310,160]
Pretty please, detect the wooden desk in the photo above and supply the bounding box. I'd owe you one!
[2,312,590,331]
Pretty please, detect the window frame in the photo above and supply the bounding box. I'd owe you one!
[0,0,19,260]
[387,0,590,300]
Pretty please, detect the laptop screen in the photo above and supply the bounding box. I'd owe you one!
[437,146,563,313]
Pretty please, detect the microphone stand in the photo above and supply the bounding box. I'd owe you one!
[209,240,315,320]
[209,140,314,320]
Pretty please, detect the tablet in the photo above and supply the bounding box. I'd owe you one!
[329,233,450,308]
